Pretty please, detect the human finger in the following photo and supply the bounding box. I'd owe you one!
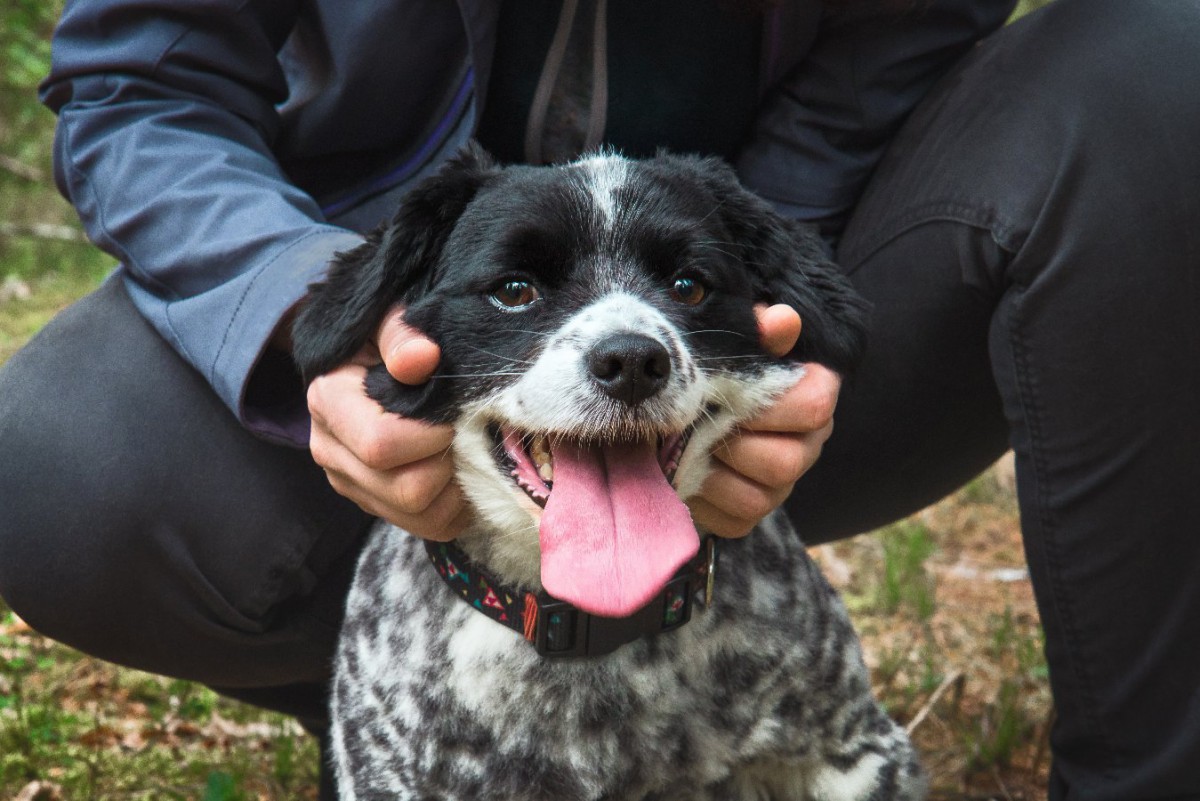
[312,431,457,517]
[382,479,469,541]
[328,467,467,542]
[697,460,792,528]
[377,308,441,385]
[711,426,831,489]
[308,366,454,471]
[688,495,758,539]
[755,303,802,357]
[743,363,841,433]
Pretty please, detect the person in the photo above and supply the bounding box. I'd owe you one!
[0,0,1197,798]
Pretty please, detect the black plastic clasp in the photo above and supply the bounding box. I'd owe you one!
[534,599,582,656]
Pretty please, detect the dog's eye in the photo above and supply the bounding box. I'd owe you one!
[669,277,707,306]
[490,280,541,310]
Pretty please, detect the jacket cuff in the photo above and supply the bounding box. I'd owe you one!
[221,230,365,447]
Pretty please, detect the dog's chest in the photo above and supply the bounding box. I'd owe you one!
[329,516,869,801]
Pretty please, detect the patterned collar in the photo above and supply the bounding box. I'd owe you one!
[424,537,717,659]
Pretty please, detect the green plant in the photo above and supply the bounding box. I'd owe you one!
[274,731,300,788]
[204,770,247,801]
[876,521,938,621]
[968,678,1035,770]
[1,0,110,311]
[173,680,219,722]
[957,469,1017,512]
[1,601,322,799]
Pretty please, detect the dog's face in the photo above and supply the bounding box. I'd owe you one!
[294,144,867,616]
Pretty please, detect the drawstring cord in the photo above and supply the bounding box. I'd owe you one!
[524,0,609,165]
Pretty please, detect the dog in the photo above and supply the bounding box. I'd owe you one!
[292,143,925,800]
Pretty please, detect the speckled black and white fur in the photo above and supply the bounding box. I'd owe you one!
[292,143,925,800]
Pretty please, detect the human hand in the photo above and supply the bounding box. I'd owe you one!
[306,308,469,540]
[689,304,842,538]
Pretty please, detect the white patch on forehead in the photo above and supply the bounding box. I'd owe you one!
[573,153,630,227]
[567,291,671,342]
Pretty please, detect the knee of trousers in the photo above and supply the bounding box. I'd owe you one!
[0,284,369,686]
[0,392,142,641]
[844,0,1200,286]
[997,0,1200,167]
[0,369,365,687]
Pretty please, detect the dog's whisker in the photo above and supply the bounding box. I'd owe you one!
[692,239,741,260]
[454,403,503,443]
[701,384,737,416]
[694,355,772,361]
[502,329,555,338]
[463,345,537,365]
[695,198,728,225]
[682,329,753,339]
[432,371,526,379]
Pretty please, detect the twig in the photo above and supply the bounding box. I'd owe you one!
[0,154,46,183]
[0,221,88,244]
[990,765,1015,801]
[906,670,965,735]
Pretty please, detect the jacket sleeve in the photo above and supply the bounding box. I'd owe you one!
[40,0,364,446]
[738,0,1016,242]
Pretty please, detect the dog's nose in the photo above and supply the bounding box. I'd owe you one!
[587,333,672,406]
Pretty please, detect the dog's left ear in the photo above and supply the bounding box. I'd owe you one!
[743,214,870,375]
[292,142,499,383]
[683,157,870,375]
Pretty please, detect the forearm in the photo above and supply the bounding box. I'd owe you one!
[42,0,363,444]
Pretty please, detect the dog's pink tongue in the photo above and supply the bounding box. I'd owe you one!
[540,439,698,618]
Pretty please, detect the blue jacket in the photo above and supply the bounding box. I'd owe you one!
[40,0,1014,446]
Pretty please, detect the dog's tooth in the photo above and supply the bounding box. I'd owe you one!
[528,435,554,483]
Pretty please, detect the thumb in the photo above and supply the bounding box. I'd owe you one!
[755,303,802,358]
[377,309,441,385]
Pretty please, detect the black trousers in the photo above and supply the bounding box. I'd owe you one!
[2,1,1198,798]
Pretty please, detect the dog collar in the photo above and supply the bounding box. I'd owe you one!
[424,537,718,659]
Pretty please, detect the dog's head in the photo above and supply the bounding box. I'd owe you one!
[294,143,868,616]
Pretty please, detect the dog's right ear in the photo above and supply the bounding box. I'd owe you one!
[292,142,498,383]
[669,155,870,376]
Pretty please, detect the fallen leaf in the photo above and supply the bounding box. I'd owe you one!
[0,275,33,304]
[79,725,120,748]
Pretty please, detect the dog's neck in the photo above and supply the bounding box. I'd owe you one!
[452,524,546,592]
